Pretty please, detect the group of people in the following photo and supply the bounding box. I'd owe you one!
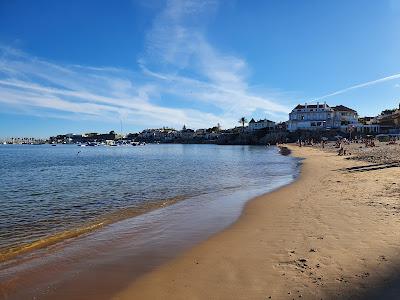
[387,137,399,145]
[297,138,330,149]
[296,134,399,156]
[297,138,316,147]
[364,139,376,147]
[335,139,350,156]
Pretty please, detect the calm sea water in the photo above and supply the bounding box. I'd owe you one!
[0,144,298,258]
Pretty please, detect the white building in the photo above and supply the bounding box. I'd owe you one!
[248,119,275,131]
[331,105,359,129]
[288,102,359,132]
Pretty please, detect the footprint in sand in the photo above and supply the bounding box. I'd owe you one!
[378,255,387,262]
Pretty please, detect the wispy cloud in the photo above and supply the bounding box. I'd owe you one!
[0,47,212,128]
[315,73,400,101]
[139,0,290,119]
[0,0,291,132]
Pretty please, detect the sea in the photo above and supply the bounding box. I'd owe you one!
[0,143,300,299]
[0,143,299,258]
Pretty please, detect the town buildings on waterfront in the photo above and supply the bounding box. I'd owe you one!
[288,102,359,132]
[248,119,275,132]
[3,102,400,145]
[288,101,399,134]
[0,137,47,145]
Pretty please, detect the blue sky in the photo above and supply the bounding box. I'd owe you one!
[1,0,400,137]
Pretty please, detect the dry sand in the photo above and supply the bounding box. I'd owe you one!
[114,145,400,299]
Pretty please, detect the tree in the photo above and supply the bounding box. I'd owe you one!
[238,117,248,128]
[381,109,396,116]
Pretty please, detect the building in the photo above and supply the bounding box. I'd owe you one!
[288,102,359,132]
[331,105,359,128]
[375,104,400,133]
[248,118,275,131]
[288,102,333,131]
[139,128,174,141]
[179,128,195,139]
[355,116,380,134]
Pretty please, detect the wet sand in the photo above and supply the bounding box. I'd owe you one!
[115,145,400,299]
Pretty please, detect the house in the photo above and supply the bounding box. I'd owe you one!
[179,126,195,140]
[331,105,359,129]
[288,102,362,132]
[195,129,207,136]
[288,102,334,131]
[354,116,380,134]
[358,116,377,125]
[248,118,275,131]
[139,128,177,141]
[275,122,287,132]
[375,104,400,133]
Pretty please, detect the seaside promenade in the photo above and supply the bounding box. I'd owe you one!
[114,144,400,299]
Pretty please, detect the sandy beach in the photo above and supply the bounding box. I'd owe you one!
[114,144,400,299]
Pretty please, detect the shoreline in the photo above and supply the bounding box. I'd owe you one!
[0,144,289,265]
[114,144,400,299]
[0,146,299,300]
[0,195,188,264]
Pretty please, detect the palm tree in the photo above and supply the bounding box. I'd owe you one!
[238,117,248,128]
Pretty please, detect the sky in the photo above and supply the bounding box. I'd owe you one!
[1,0,400,137]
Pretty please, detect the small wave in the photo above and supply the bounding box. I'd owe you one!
[0,195,188,263]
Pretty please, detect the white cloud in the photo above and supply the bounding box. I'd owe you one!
[0,0,292,132]
[139,0,291,120]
